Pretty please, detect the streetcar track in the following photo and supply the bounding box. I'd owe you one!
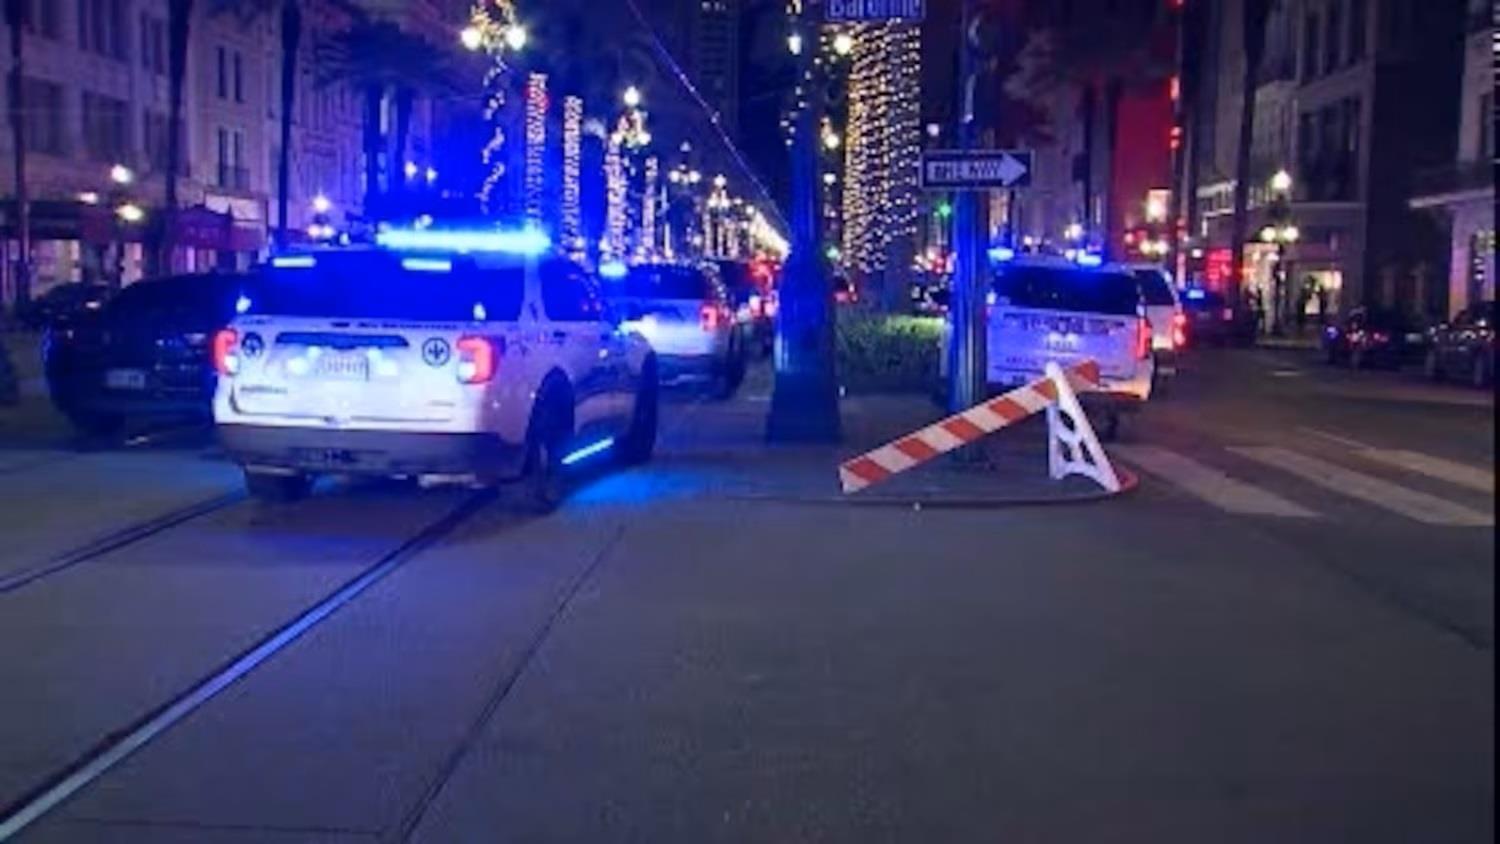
[0,491,247,595]
[0,487,497,841]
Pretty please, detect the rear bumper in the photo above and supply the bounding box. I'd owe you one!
[658,353,720,384]
[47,377,213,419]
[218,423,526,479]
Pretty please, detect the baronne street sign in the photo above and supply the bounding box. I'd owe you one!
[823,0,926,23]
[920,150,1034,190]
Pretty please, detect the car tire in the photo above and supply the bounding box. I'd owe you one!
[521,396,568,514]
[1472,354,1491,389]
[1349,348,1365,370]
[712,340,745,400]
[1099,411,1121,443]
[618,358,658,466]
[244,469,312,502]
[1424,349,1443,381]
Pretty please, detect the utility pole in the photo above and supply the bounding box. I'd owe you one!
[6,0,32,306]
[946,0,986,420]
[768,0,840,443]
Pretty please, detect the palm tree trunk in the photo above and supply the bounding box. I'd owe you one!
[5,0,31,304]
[1229,0,1273,310]
[1102,76,1123,254]
[1078,83,1096,236]
[275,0,301,250]
[163,0,193,274]
[362,83,383,220]
[392,87,413,201]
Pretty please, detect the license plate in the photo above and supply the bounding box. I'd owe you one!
[104,369,146,390]
[315,353,369,381]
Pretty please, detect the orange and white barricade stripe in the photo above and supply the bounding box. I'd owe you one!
[838,360,1104,494]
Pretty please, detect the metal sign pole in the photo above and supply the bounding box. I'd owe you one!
[947,0,984,423]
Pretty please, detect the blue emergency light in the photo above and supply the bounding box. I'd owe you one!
[375,227,552,256]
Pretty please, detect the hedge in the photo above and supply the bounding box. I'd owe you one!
[836,311,944,394]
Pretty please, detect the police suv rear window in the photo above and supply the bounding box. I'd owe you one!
[253,252,524,322]
[1132,269,1178,306]
[618,266,711,300]
[992,266,1140,316]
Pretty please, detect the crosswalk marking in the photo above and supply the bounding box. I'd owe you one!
[1230,446,1494,527]
[1298,427,1494,494]
[1114,445,1319,518]
[1354,449,1495,494]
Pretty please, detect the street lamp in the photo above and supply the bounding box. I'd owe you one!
[311,193,331,214]
[622,86,642,109]
[109,164,133,185]
[459,25,483,51]
[1270,169,1293,194]
[115,203,144,223]
[832,32,854,56]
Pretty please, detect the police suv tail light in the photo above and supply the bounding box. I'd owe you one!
[212,328,240,376]
[700,303,728,332]
[456,336,500,383]
[1136,318,1152,360]
[1171,311,1187,349]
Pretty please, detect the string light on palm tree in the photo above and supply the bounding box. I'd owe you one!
[464,0,528,214]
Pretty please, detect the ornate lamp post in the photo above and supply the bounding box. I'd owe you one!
[1261,169,1298,335]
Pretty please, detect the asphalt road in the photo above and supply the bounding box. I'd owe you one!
[0,346,1491,843]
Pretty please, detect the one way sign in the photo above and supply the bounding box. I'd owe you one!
[920,150,1033,190]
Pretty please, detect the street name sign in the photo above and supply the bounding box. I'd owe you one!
[920,150,1034,190]
[823,0,926,23]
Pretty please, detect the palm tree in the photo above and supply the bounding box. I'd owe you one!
[1007,0,1170,248]
[1228,0,1276,309]
[319,17,453,219]
[4,0,31,305]
[161,0,193,271]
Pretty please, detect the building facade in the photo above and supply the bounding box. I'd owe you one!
[0,0,457,303]
[1192,0,1467,322]
[1409,0,1494,316]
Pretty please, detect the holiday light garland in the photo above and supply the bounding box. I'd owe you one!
[524,72,548,225]
[561,96,583,252]
[470,0,524,214]
[641,155,659,259]
[604,117,628,259]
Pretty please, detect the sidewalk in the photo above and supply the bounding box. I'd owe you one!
[580,375,1134,509]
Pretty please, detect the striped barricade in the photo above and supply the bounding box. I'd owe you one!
[838,360,1105,494]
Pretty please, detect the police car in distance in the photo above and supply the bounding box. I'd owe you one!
[985,249,1156,440]
[212,227,658,511]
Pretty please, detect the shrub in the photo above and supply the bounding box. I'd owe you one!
[836,311,944,394]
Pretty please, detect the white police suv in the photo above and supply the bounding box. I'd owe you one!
[212,228,657,510]
[986,252,1156,439]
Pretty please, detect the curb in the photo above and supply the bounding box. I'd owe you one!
[725,466,1140,510]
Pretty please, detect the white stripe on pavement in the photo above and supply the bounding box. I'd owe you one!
[1115,445,1319,518]
[1230,446,1494,527]
[1354,449,1495,495]
[1298,428,1494,494]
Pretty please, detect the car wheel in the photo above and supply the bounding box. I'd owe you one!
[1349,348,1365,370]
[617,358,658,466]
[1424,349,1443,381]
[712,342,744,400]
[1472,354,1491,389]
[521,398,567,514]
[244,469,312,502]
[1098,411,1121,443]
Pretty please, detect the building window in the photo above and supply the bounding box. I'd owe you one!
[139,14,166,74]
[1302,13,1320,81]
[233,51,244,103]
[1324,0,1342,74]
[143,112,179,172]
[216,47,228,99]
[81,91,129,162]
[1481,92,1494,161]
[218,127,248,189]
[1349,0,1367,61]
[22,0,62,38]
[20,77,65,155]
[77,0,128,60]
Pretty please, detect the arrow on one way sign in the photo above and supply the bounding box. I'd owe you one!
[920,150,1033,190]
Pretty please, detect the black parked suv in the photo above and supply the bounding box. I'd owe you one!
[43,273,249,434]
[1424,300,1494,387]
